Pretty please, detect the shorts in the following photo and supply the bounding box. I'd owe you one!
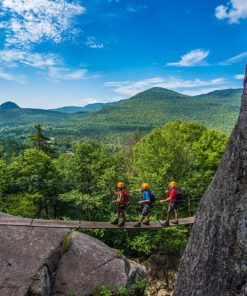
[142,203,151,216]
[117,204,126,213]
[168,202,178,213]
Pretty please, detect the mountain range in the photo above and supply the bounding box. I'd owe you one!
[48,100,123,113]
[0,87,243,146]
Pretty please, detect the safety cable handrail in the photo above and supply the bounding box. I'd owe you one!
[0,193,203,203]
[0,178,211,188]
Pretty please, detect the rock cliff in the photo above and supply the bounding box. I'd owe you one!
[173,65,247,295]
[0,213,147,296]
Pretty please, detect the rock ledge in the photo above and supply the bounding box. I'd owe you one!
[0,213,147,296]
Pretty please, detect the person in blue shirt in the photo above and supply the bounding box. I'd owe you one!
[131,183,151,227]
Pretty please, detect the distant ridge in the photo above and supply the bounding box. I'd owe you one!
[196,88,243,98]
[0,101,20,110]
[49,100,123,113]
[49,106,86,113]
[0,87,243,143]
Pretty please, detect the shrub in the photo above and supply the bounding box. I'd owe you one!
[61,232,72,255]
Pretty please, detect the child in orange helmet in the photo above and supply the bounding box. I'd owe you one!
[131,183,151,227]
[160,181,178,226]
[110,182,129,227]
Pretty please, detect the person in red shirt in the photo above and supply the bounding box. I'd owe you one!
[160,181,178,226]
[110,182,128,227]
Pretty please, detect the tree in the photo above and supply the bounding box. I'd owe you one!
[55,139,129,221]
[0,159,8,195]
[9,149,60,218]
[132,121,199,186]
[123,127,144,165]
[132,120,228,201]
[0,138,27,162]
[29,124,55,157]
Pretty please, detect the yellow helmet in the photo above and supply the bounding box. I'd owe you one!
[142,183,149,190]
[169,181,176,187]
[117,182,124,189]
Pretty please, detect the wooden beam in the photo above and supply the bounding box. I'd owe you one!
[0,216,195,229]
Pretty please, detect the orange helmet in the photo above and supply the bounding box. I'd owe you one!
[169,181,176,187]
[117,182,124,189]
[142,183,149,190]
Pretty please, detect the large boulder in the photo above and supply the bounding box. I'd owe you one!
[173,66,247,295]
[0,213,147,296]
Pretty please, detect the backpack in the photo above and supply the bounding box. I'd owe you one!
[122,190,130,203]
[148,189,156,203]
[175,188,185,204]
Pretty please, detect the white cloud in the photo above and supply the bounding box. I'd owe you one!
[48,67,87,80]
[215,0,247,23]
[72,96,124,107]
[86,36,104,49]
[220,52,247,65]
[104,77,225,96]
[0,0,86,47]
[126,4,148,13]
[0,69,16,80]
[234,74,245,79]
[215,5,229,20]
[0,48,96,82]
[166,49,209,67]
[0,49,58,68]
[82,98,99,105]
[0,68,26,82]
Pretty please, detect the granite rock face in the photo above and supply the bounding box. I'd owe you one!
[0,213,147,296]
[173,65,247,295]
[240,283,247,296]
[52,231,147,295]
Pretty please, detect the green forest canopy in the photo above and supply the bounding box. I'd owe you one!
[0,120,228,257]
[0,87,242,153]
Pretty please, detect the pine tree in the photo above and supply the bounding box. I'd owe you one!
[29,124,55,157]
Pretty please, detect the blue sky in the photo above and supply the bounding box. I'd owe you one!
[0,0,246,108]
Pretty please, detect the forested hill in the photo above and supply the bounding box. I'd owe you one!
[84,87,242,134]
[0,107,79,127]
[0,101,20,110]
[196,88,243,99]
[48,100,122,113]
[0,87,242,145]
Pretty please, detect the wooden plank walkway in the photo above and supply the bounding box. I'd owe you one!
[0,215,195,229]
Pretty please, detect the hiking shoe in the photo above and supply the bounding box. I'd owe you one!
[142,221,150,225]
[111,219,119,225]
[118,220,125,227]
[161,221,169,227]
[172,220,179,225]
[134,222,141,227]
